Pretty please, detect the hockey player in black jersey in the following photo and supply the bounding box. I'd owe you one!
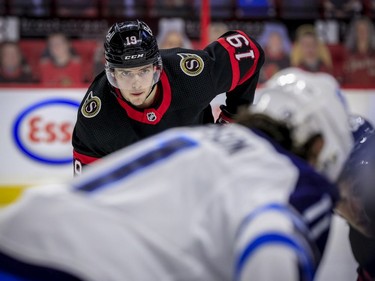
[72,20,264,174]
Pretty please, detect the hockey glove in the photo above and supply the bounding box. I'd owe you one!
[216,105,235,124]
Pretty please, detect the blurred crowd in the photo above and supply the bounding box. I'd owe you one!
[0,0,374,19]
[0,0,375,88]
[258,17,375,87]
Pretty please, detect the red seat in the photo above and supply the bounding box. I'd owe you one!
[72,40,98,82]
[327,44,346,82]
[19,40,46,81]
[19,39,98,83]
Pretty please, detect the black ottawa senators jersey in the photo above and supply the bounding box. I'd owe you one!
[72,30,264,174]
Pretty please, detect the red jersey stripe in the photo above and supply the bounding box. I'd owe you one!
[218,36,240,92]
[218,31,261,90]
[237,30,260,85]
[73,150,100,164]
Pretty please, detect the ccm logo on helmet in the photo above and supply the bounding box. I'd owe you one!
[123,54,145,60]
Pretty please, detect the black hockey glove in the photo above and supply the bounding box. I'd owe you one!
[216,105,235,124]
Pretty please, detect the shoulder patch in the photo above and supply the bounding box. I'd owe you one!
[178,53,204,76]
[81,91,101,118]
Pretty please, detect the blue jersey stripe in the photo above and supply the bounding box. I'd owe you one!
[0,272,28,281]
[235,232,315,281]
[75,136,197,192]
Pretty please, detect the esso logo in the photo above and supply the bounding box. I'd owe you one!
[13,99,80,165]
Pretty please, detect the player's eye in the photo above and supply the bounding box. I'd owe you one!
[140,69,150,76]
[118,71,133,78]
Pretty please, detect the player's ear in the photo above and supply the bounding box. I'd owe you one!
[305,134,324,167]
[293,134,324,166]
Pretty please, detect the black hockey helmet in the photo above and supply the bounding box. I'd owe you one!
[104,20,162,90]
[104,20,162,69]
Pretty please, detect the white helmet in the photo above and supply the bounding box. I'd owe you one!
[252,67,353,182]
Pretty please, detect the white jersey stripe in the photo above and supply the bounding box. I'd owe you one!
[309,214,331,240]
[303,194,332,223]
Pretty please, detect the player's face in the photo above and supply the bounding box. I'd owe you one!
[299,35,319,61]
[114,64,156,107]
[335,180,374,238]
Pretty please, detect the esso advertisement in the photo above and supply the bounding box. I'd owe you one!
[13,98,80,165]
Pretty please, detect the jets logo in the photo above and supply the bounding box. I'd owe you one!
[81,91,101,118]
[178,53,204,77]
[146,112,157,122]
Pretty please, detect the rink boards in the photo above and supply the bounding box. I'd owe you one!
[0,87,374,206]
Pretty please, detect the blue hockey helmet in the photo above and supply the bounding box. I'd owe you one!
[252,67,353,182]
[349,114,374,148]
[338,126,375,237]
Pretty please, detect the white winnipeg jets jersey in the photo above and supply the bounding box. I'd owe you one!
[0,124,338,281]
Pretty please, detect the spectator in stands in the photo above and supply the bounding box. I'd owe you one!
[0,41,36,84]
[156,18,192,49]
[39,32,84,87]
[9,0,50,17]
[342,16,375,87]
[257,22,291,83]
[322,0,363,19]
[290,24,333,74]
[56,0,98,17]
[92,37,105,79]
[209,22,229,43]
[92,28,114,80]
[366,0,375,18]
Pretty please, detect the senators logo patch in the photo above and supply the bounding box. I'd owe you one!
[81,91,101,118]
[178,53,204,77]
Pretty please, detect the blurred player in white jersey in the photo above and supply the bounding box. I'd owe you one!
[0,68,353,281]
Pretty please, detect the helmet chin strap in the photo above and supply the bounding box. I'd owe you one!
[132,82,158,108]
[141,70,160,105]
[144,82,158,102]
